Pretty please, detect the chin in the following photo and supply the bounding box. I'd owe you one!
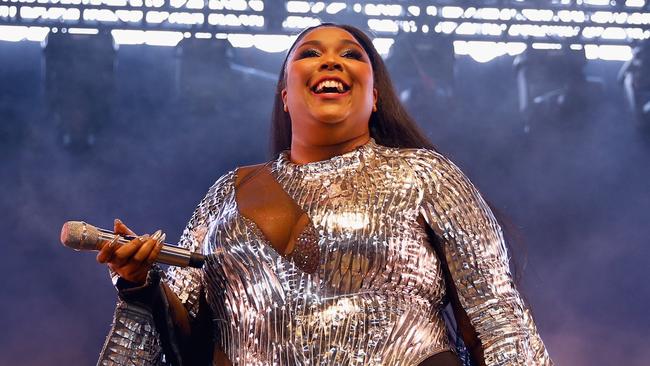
[310,112,349,125]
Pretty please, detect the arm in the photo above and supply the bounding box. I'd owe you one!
[97,171,235,366]
[415,151,552,366]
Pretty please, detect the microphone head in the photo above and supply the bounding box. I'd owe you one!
[60,221,102,251]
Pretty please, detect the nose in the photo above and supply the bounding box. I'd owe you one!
[319,59,343,71]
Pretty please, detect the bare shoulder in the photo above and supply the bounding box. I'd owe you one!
[235,163,270,185]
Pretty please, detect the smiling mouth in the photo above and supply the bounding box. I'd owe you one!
[310,79,351,94]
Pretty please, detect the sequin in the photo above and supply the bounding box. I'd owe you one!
[99,139,552,366]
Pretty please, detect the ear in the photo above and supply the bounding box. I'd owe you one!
[281,88,288,106]
[372,88,378,112]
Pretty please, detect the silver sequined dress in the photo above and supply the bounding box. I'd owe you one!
[98,139,552,366]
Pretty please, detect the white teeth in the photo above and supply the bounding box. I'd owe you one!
[314,79,346,93]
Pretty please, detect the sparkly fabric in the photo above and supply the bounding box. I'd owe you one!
[97,301,166,366]
[287,223,320,274]
[99,139,552,366]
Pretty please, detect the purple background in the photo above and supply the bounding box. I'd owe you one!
[1,40,648,365]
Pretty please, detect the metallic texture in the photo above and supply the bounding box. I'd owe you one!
[100,139,552,366]
[98,301,165,366]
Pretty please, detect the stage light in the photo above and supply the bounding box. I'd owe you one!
[286,1,309,13]
[248,0,263,11]
[371,37,393,55]
[0,25,49,41]
[68,27,99,34]
[514,46,603,124]
[111,29,183,46]
[253,34,293,52]
[584,0,610,5]
[454,40,525,63]
[325,2,345,14]
[441,6,463,19]
[626,0,645,7]
[115,9,144,23]
[367,19,398,33]
[407,6,419,17]
[521,8,554,22]
[44,31,116,150]
[584,44,632,61]
[310,1,324,14]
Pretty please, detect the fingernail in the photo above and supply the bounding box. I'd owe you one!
[158,233,166,244]
[114,218,122,225]
[151,230,162,241]
[138,234,149,242]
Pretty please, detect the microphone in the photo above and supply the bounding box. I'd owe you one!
[60,221,205,268]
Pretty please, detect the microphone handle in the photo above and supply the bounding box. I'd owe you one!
[96,228,205,268]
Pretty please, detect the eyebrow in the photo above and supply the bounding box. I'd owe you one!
[297,39,363,49]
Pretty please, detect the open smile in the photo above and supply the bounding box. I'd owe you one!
[309,76,351,99]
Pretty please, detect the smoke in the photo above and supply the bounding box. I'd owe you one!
[0,41,648,366]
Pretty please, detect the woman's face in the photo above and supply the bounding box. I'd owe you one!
[282,26,377,144]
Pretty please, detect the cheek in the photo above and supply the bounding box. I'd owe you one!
[286,63,310,92]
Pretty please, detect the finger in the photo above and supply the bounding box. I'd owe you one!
[114,218,136,236]
[132,231,161,263]
[96,236,120,263]
[145,233,165,266]
[112,235,148,266]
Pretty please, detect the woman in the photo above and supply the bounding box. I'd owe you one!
[96,24,553,365]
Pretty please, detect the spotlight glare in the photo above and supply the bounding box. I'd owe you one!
[111,29,183,46]
[475,8,500,20]
[286,1,309,14]
[325,2,345,15]
[253,34,293,52]
[625,0,645,7]
[282,15,320,29]
[532,43,562,49]
[248,0,263,11]
[311,1,324,14]
[454,40,526,62]
[68,27,98,34]
[372,37,394,56]
[441,6,463,19]
[367,19,398,33]
[0,25,49,42]
[585,44,632,60]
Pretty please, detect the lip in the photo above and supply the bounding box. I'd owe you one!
[310,89,351,99]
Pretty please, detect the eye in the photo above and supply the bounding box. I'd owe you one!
[297,48,321,59]
[341,49,363,60]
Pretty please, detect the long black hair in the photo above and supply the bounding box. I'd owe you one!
[270,23,436,154]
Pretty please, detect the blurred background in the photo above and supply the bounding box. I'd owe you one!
[1,0,649,365]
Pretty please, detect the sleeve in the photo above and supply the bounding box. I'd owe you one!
[97,171,235,366]
[415,151,552,366]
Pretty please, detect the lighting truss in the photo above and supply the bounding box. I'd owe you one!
[1,0,649,60]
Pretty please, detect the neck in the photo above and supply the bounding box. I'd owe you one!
[289,133,371,164]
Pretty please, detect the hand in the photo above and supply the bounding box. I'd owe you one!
[96,219,165,285]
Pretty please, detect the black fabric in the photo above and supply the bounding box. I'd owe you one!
[418,351,463,366]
